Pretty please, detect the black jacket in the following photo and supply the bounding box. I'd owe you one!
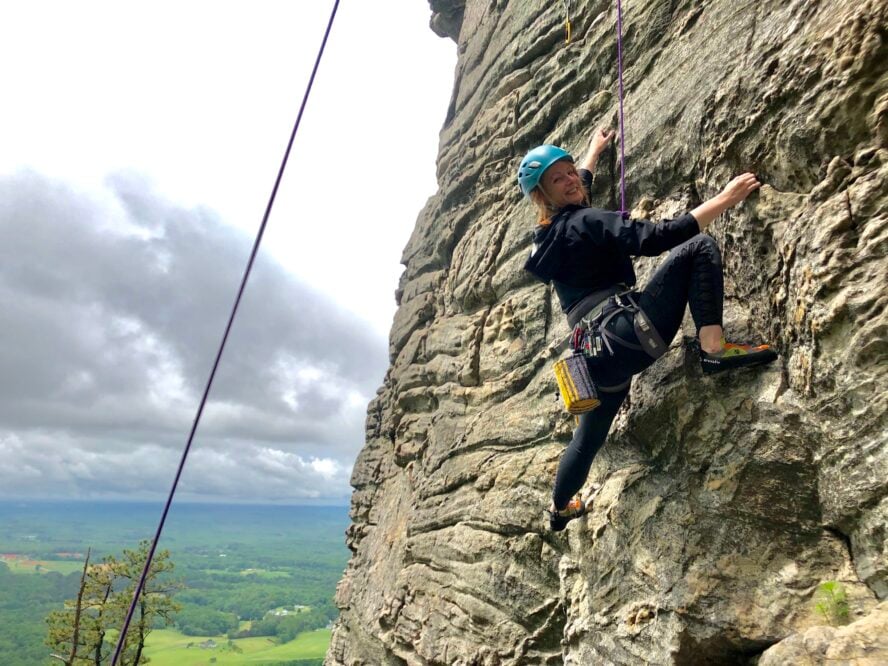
[524,171,700,312]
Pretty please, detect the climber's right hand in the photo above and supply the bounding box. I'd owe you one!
[719,172,761,207]
[587,127,615,158]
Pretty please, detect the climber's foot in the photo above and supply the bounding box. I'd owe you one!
[700,339,778,375]
[548,497,586,532]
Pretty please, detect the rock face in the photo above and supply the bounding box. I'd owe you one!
[327,1,888,664]
[758,600,888,666]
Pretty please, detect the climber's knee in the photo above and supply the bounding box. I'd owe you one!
[692,232,719,254]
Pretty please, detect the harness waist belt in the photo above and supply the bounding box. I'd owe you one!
[597,292,668,360]
[566,284,628,328]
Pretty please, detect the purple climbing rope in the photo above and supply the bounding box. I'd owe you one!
[109,1,341,664]
[616,0,627,214]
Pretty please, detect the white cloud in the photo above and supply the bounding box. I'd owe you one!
[0,0,457,504]
[310,458,340,480]
[0,172,384,503]
[0,0,457,339]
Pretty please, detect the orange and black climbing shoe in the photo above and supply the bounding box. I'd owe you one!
[548,497,586,532]
[700,338,778,375]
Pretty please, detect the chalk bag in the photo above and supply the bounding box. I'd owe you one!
[553,352,601,414]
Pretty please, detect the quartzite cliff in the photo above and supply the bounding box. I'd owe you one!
[327,1,888,664]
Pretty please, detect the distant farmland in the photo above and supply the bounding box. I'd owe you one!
[0,554,84,575]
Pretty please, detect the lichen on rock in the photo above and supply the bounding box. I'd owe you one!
[327,1,888,664]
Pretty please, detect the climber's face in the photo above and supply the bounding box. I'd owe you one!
[540,160,584,208]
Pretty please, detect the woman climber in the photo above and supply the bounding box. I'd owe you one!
[520,129,778,531]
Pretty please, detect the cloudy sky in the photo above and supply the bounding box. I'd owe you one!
[0,1,456,503]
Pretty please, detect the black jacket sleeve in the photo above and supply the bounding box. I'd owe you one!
[573,208,700,257]
[579,168,613,205]
[579,168,594,201]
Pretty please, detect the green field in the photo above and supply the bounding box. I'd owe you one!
[239,568,292,579]
[202,568,293,579]
[145,627,330,665]
[1,557,84,575]
[0,502,349,666]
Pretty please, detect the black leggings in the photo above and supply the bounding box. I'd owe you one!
[552,234,724,509]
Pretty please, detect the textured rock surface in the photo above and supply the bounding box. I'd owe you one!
[758,601,888,666]
[328,1,888,664]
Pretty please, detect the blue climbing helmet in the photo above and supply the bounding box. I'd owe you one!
[517,144,574,197]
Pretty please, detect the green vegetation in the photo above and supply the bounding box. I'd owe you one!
[0,501,349,666]
[0,561,80,665]
[231,604,335,643]
[1,556,85,575]
[239,569,292,579]
[177,606,240,636]
[144,628,329,665]
[46,541,180,665]
[814,580,850,626]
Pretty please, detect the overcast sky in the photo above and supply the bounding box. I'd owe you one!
[0,1,456,504]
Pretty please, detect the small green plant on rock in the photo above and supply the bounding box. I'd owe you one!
[814,581,850,626]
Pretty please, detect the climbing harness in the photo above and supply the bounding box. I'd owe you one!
[552,287,667,414]
[596,292,667,360]
[109,2,341,664]
[566,284,625,328]
[551,287,622,414]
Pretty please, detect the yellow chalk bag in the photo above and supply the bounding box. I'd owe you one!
[553,352,600,414]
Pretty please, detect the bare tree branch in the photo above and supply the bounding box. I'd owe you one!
[66,548,92,666]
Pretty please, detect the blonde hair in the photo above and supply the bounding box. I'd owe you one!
[530,189,556,227]
[530,183,589,227]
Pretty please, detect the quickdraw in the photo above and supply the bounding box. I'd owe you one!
[563,0,573,44]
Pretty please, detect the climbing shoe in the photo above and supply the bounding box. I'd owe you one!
[548,497,586,532]
[700,339,778,375]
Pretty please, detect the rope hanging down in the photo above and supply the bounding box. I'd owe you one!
[616,0,627,214]
[110,1,341,663]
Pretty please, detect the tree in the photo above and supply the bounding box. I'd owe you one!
[46,549,118,665]
[46,540,181,665]
[176,606,238,636]
[46,548,93,666]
